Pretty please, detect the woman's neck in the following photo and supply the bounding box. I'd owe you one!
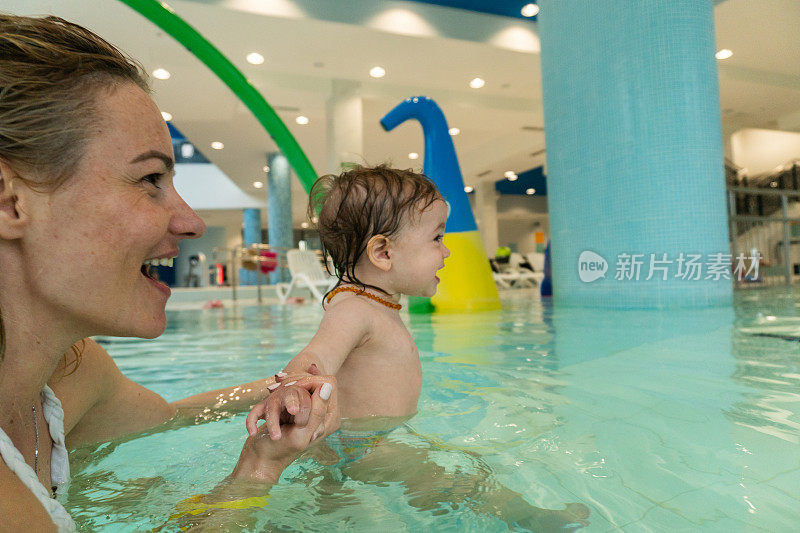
[0,288,80,408]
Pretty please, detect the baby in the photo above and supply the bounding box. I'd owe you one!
[244,165,591,528]
[247,164,449,437]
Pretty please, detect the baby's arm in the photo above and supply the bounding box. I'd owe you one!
[247,298,370,438]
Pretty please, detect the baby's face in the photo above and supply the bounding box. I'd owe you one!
[388,199,451,297]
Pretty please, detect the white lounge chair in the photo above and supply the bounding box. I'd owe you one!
[491,258,513,289]
[493,253,542,288]
[276,249,338,304]
[526,252,545,274]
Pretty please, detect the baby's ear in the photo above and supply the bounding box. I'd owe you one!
[0,159,30,240]
[366,234,392,271]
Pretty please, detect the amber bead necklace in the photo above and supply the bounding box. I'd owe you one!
[325,285,401,310]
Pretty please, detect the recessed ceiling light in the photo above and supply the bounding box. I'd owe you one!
[263,165,270,172]
[469,77,485,89]
[301,222,309,229]
[211,141,224,150]
[464,186,474,193]
[715,49,733,60]
[311,216,319,223]
[504,171,516,178]
[253,181,264,189]
[521,3,539,17]
[160,111,172,121]
[246,52,265,65]
[296,116,309,125]
[526,188,536,195]
[152,68,170,80]
[180,143,194,158]
[508,175,518,182]
[449,127,460,136]
[369,66,386,78]
[408,152,419,160]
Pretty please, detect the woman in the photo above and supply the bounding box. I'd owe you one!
[0,14,338,531]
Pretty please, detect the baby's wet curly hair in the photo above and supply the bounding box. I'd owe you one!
[309,164,443,294]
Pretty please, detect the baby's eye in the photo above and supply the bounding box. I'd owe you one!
[434,234,443,242]
[141,173,163,189]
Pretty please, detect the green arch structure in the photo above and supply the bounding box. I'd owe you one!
[118,0,318,192]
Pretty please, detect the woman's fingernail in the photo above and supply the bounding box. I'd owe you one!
[284,380,297,387]
[276,372,287,377]
[320,383,333,400]
[312,428,322,441]
[267,382,281,391]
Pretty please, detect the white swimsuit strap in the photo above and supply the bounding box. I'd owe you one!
[0,388,76,532]
[41,385,70,486]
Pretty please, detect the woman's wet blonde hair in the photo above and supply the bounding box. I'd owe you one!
[0,14,149,369]
[0,14,148,186]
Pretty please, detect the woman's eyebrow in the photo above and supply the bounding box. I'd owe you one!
[129,150,174,171]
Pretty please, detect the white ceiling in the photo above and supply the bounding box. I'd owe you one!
[3,0,800,228]
[715,0,800,138]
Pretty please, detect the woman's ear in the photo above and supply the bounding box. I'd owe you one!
[0,159,30,240]
[365,234,392,272]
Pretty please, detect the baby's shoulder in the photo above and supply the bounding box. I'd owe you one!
[324,294,404,334]
[323,294,379,328]
[325,292,374,313]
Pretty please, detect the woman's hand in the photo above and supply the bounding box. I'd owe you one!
[245,365,333,440]
[232,376,339,484]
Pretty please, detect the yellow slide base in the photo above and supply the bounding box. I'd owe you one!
[432,230,501,312]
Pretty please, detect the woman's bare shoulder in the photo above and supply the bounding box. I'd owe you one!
[50,338,120,393]
[54,338,174,446]
[49,338,123,434]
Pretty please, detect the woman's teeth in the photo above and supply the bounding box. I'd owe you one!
[143,258,174,267]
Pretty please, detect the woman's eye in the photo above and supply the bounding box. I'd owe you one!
[142,173,163,188]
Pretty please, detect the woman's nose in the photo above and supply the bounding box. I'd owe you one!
[169,191,206,239]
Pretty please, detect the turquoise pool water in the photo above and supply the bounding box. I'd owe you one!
[64,288,799,531]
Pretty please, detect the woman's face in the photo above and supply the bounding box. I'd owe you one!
[21,83,205,339]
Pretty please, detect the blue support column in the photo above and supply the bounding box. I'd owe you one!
[239,208,261,285]
[538,0,732,308]
[267,152,293,284]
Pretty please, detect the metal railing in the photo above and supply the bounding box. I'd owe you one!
[728,186,800,286]
[210,244,327,302]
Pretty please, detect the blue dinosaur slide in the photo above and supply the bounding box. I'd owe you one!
[381,97,500,312]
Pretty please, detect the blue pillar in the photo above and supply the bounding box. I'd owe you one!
[240,208,261,285]
[538,1,732,309]
[267,152,293,284]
